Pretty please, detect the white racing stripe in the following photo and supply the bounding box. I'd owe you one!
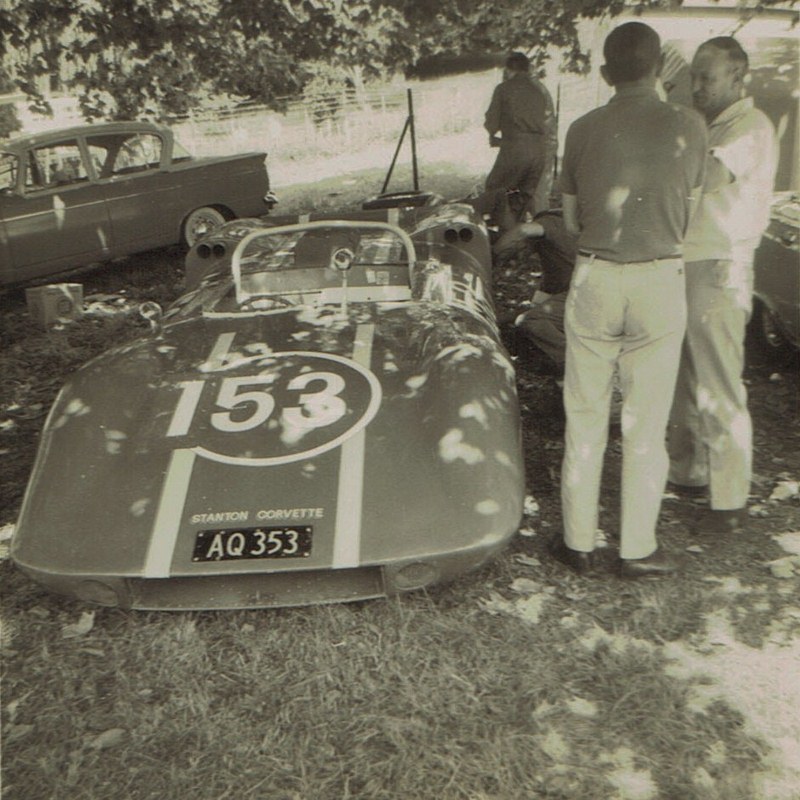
[143,448,196,578]
[332,323,375,568]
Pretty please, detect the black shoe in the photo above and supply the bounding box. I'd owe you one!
[666,481,708,499]
[548,536,595,575]
[618,548,677,578]
[692,508,746,536]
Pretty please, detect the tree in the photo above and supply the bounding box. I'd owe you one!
[2,0,789,121]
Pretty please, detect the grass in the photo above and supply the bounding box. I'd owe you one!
[2,168,800,800]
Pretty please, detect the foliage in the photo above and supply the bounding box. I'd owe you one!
[0,65,22,139]
[2,0,792,120]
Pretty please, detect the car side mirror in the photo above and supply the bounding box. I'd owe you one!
[139,301,164,336]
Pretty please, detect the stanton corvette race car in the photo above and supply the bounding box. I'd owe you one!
[11,191,525,609]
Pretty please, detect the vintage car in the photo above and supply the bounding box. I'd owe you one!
[750,192,800,358]
[11,193,525,609]
[0,121,274,287]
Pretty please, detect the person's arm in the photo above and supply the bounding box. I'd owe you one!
[492,221,545,255]
[484,85,502,143]
[561,194,580,236]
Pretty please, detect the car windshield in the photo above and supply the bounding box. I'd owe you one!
[0,153,17,192]
[231,222,415,307]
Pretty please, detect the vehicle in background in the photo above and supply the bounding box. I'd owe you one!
[0,121,275,287]
[750,192,800,359]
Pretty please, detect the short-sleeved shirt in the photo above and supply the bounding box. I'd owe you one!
[533,211,578,294]
[559,86,707,263]
[683,97,777,263]
[484,73,556,151]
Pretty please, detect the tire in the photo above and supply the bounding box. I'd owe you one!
[747,298,797,365]
[182,206,227,247]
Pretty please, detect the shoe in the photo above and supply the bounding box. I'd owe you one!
[618,548,677,578]
[692,508,746,536]
[666,481,708,499]
[548,536,595,574]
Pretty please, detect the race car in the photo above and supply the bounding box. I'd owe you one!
[11,194,525,609]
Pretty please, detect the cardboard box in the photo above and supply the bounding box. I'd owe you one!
[25,284,84,326]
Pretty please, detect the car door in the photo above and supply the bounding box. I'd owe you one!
[87,131,174,251]
[2,139,112,283]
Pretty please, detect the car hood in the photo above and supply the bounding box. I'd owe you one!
[13,302,523,579]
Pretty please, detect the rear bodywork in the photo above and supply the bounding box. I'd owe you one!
[12,200,525,609]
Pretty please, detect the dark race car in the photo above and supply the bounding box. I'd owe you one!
[11,194,525,609]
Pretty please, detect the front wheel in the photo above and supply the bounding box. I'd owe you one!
[182,207,227,247]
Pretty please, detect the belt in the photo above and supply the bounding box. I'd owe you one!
[578,249,681,263]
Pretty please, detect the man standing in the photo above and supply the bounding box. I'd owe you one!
[553,22,707,577]
[484,52,557,220]
[668,38,778,534]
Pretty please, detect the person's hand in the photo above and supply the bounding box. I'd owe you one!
[492,222,544,255]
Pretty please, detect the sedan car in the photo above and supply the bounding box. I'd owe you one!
[0,121,274,287]
[11,194,524,609]
[750,192,799,358]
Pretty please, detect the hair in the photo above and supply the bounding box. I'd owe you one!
[603,22,662,85]
[698,36,749,76]
[505,52,530,73]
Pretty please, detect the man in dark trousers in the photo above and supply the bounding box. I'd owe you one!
[553,22,707,578]
[494,210,577,376]
[484,52,557,221]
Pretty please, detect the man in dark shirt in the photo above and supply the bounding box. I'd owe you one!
[484,52,557,221]
[552,22,707,578]
[494,210,577,372]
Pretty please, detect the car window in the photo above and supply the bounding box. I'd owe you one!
[0,153,18,192]
[25,141,89,190]
[87,133,163,178]
[171,138,193,164]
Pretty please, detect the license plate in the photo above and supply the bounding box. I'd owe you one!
[192,526,312,562]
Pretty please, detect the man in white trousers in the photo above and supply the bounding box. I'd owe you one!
[553,22,707,577]
[668,37,778,534]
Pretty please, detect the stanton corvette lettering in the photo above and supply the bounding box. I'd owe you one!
[256,508,324,520]
[190,511,250,525]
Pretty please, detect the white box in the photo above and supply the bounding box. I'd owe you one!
[25,283,84,326]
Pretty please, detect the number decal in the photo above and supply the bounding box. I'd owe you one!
[164,334,382,466]
[211,376,276,433]
[283,529,299,555]
[251,530,267,556]
[167,380,205,437]
[282,372,346,430]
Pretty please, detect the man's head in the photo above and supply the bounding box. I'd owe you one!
[691,37,748,121]
[601,22,662,87]
[504,52,530,80]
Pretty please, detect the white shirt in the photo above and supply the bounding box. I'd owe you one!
[684,97,777,263]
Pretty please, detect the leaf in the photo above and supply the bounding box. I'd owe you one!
[513,553,541,567]
[61,611,95,639]
[772,532,800,555]
[523,495,540,516]
[517,526,537,538]
[566,696,598,718]
[770,480,799,501]
[87,728,126,750]
[685,545,704,554]
[510,577,540,594]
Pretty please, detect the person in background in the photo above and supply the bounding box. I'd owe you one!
[493,209,577,377]
[484,52,557,221]
[667,37,778,534]
[553,21,707,578]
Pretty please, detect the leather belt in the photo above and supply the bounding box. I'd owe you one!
[578,249,681,263]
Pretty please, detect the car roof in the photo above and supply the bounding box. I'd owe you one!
[1,121,170,155]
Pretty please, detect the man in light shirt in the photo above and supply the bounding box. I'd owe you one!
[668,37,778,534]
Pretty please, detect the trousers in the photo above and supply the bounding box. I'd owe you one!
[667,259,754,510]
[485,136,546,218]
[516,292,567,366]
[561,255,686,559]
